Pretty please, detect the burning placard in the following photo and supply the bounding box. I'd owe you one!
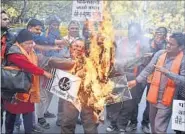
[106,75,132,105]
[45,69,81,103]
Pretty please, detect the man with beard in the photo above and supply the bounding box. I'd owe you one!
[1,10,15,128]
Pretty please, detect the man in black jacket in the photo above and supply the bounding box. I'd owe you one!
[1,10,15,128]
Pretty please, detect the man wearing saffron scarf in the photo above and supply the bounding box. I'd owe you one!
[128,32,185,133]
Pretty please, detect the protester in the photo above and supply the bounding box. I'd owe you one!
[141,26,168,133]
[56,20,81,126]
[174,34,185,134]
[26,18,67,130]
[1,10,15,128]
[3,29,53,134]
[43,15,64,57]
[27,18,67,53]
[128,32,185,133]
[106,23,150,133]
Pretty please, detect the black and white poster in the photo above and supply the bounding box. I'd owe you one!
[45,69,81,103]
[172,100,185,131]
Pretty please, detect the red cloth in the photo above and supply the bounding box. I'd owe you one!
[4,53,45,114]
[8,54,44,75]
[4,99,34,114]
[1,35,7,60]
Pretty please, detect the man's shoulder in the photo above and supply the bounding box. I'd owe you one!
[6,31,16,42]
[4,31,16,53]
[154,50,166,57]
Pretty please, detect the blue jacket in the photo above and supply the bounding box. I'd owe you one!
[33,28,70,58]
[33,34,55,46]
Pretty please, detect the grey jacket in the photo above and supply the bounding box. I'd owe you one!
[136,50,185,106]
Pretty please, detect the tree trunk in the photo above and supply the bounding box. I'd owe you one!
[15,0,28,23]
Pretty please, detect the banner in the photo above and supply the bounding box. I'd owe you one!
[72,0,103,21]
[172,100,185,131]
[45,69,81,104]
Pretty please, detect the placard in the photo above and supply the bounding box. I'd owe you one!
[72,0,103,21]
[172,100,185,131]
[45,69,81,103]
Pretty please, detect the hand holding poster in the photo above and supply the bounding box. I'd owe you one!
[72,0,103,21]
[172,100,185,132]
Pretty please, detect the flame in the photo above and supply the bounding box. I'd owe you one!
[72,1,115,123]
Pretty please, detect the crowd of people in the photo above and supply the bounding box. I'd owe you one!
[1,9,185,134]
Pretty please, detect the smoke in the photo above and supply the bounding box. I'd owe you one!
[114,33,151,73]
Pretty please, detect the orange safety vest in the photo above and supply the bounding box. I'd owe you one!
[147,51,184,106]
[123,38,140,76]
[10,43,40,103]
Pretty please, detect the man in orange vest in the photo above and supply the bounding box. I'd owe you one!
[141,27,168,133]
[128,32,185,133]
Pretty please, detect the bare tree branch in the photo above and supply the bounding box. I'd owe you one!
[15,0,28,22]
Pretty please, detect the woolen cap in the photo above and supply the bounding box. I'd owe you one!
[16,29,33,44]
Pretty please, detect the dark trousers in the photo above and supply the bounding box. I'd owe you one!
[130,83,148,125]
[15,114,22,126]
[107,99,138,129]
[141,83,150,126]
[61,101,98,134]
[5,111,33,134]
[175,131,185,134]
[1,99,4,128]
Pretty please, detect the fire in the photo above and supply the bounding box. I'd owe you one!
[72,1,115,122]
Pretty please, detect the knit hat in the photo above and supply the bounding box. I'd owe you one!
[16,29,33,44]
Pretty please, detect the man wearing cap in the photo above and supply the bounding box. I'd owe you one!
[3,29,75,133]
[3,29,53,134]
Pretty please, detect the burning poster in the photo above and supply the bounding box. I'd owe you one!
[106,75,132,105]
